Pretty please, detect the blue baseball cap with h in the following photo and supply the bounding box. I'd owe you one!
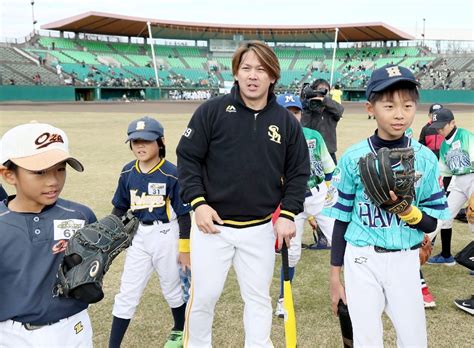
[366,64,419,99]
[126,116,164,142]
[277,93,302,110]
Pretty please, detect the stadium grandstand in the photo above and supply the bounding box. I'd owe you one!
[0,11,472,102]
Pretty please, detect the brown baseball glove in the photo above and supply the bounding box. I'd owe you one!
[419,234,433,265]
[466,193,474,224]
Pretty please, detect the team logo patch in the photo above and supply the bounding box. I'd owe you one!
[225,105,237,113]
[324,185,338,208]
[35,132,64,150]
[385,66,402,77]
[354,257,368,264]
[284,95,296,104]
[268,125,281,144]
[160,228,171,235]
[136,121,146,130]
[148,183,166,196]
[54,219,85,240]
[74,321,84,334]
[331,167,341,184]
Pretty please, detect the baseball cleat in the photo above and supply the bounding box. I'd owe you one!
[164,330,183,348]
[422,287,436,308]
[274,298,285,318]
[454,296,474,315]
[426,254,456,266]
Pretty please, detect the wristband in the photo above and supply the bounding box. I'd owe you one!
[399,206,422,225]
[307,216,315,221]
[179,239,190,253]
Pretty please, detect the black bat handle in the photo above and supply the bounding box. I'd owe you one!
[281,240,290,281]
[337,299,353,348]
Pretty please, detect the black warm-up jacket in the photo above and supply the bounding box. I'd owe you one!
[176,85,310,224]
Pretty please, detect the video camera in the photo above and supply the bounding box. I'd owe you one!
[301,84,328,111]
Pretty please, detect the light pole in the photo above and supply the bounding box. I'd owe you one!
[31,1,37,33]
[422,18,426,46]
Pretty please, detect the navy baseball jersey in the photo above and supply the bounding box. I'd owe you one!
[324,137,450,249]
[112,159,190,222]
[0,198,96,324]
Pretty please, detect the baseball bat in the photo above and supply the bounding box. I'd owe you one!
[281,240,297,347]
[337,299,353,348]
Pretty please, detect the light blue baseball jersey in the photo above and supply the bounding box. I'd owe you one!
[324,136,450,249]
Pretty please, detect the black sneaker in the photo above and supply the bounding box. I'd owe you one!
[454,295,474,315]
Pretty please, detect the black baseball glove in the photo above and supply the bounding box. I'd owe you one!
[358,147,420,215]
[54,212,138,303]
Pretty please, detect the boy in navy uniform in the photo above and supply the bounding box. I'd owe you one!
[0,123,97,347]
[108,116,191,348]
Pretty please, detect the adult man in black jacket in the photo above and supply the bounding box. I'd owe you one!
[176,41,309,347]
[302,78,344,163]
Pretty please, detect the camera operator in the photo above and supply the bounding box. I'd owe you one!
[301,79,344,163]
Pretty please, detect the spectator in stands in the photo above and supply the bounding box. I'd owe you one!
[301,78,344,164]
[33,73,41,85]
[8,79,15,85]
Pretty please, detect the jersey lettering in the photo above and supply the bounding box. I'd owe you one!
[358,203,404,228]
[183,127,194,139]
[268,125,281,144]
[130,189,166,212]
[54,219,85,240]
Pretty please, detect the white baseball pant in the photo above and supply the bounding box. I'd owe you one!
[440,173,474,229]
[344,243,427,347]
[184,221,275,348]
[113,220,184,319]
[0,310,92,348]
[290,183,335,267]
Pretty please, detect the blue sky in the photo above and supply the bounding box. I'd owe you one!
[0,0,472,40]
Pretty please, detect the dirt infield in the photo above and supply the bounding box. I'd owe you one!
[0,100,473,115]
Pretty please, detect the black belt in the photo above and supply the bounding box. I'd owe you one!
[22,320,59,331]
[140,220,165,225]
[374,242,422,253]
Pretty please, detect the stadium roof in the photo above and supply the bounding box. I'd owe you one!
[41,11,414,42]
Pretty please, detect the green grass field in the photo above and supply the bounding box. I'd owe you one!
[0,105,472,347]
